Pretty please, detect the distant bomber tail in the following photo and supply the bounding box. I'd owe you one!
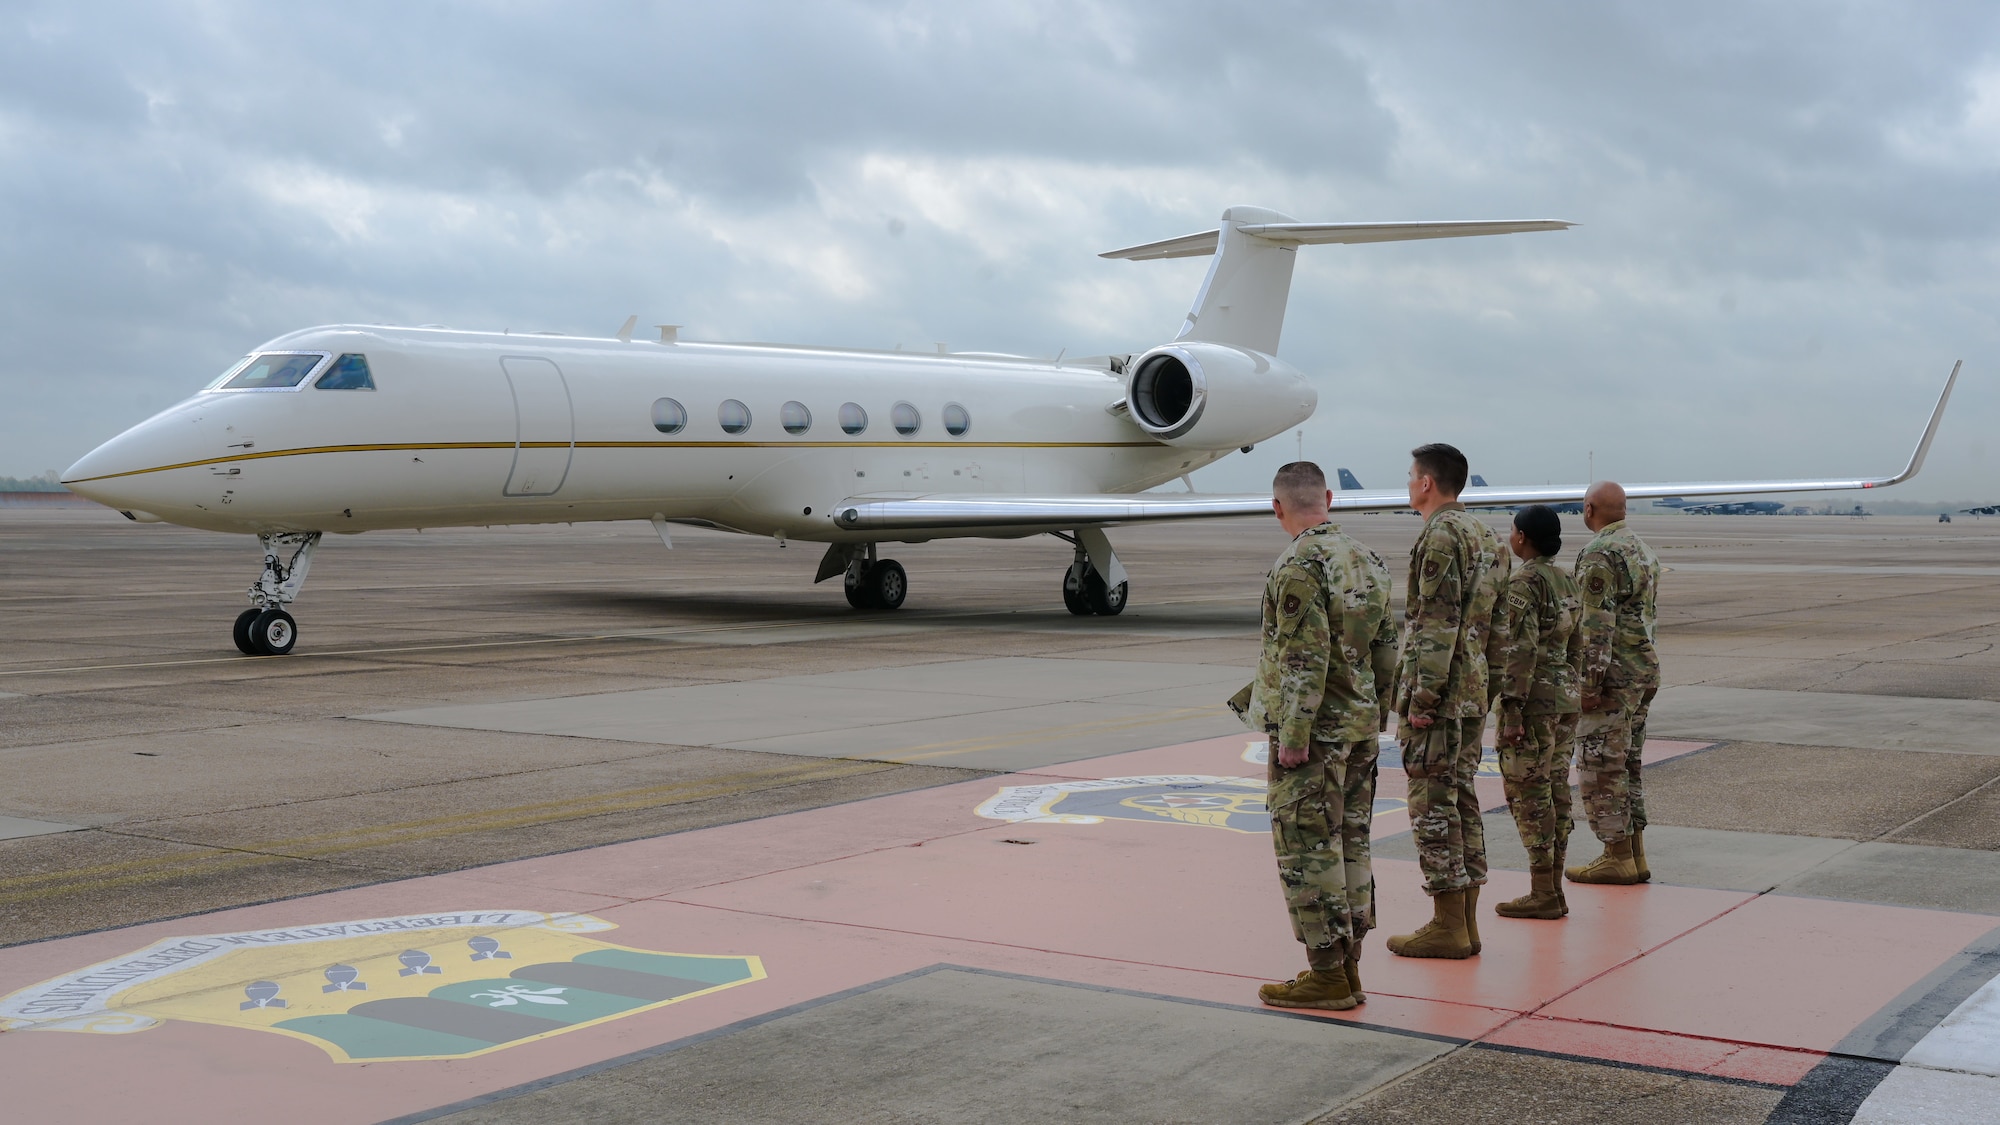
[1337,468,1365,491]
[1101,208,1573,356]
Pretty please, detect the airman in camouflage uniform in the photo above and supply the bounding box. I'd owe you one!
[1493,505,1582,920]
[1231,462,1397,1012]
[1387,444,1510,960]
[1567,481,1661,886]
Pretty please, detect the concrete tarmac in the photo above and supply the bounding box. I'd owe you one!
[3,508,1999,1123]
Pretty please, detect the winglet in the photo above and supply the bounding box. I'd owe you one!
[1874,360,1961,487]
[615,315,638,343]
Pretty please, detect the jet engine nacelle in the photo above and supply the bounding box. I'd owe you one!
[1124,342,1316,449]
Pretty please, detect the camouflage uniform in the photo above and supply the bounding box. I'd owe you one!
[1393,504,1510,895]
[1573,519,1661,844]
[1231,522,1397,969]
[1496,555,1582,869]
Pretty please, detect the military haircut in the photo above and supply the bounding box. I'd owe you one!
[1514,504,1563,557]
[1273,461,1329,511]
[1410,443,1469,497]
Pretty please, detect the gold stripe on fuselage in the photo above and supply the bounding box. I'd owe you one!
[63,439,1165,484]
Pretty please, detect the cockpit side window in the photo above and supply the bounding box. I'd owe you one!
[315,354,375,390]
[221,353,325,390]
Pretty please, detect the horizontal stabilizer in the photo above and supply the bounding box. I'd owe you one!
[1100,219,1574,261]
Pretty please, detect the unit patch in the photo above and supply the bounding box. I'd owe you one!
[0,910,763,1063]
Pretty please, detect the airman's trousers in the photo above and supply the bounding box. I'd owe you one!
[1576,687,1657,843]
[1498,706,1577,869]
[1400,716,1488,894]
[1268,737,1379,964]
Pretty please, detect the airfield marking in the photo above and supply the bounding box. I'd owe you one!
[0,760,895,908]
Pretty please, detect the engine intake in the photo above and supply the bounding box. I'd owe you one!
[1123,342,1315,449]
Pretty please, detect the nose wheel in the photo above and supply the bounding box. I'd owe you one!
[234,608,298,655]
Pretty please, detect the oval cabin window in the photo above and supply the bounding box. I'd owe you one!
[652,398,687,434]
[943,402,970,437]
[719,399,752,435]
[839,402,868,435]
[892,402,921,436]
[781,401,812,435]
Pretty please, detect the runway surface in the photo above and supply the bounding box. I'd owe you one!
[2,509,1998,1123]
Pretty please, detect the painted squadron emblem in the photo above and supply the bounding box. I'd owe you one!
[0,910,763,1063]
[976,775,1271,833]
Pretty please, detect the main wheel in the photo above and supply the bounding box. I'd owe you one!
[843,567,876,609]
[1083,571,1128,616]
[232,608,262,655]
[248,608,298,655]
[867,559,908,610]
[1062,567,1091,615]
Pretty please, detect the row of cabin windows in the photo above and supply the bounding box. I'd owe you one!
[215,352,375,391]
[654,398,971,438]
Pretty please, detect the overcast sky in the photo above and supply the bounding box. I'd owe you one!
[3,1,1996,500]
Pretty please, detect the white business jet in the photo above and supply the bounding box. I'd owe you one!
[63,206,1959,656]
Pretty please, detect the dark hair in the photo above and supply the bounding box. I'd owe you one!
[1410,443,1469,496]
[1272,461,1327,510]
[1514,504,1563,557]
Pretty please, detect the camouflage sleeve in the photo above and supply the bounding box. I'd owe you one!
[1268,564,1332,751]
[1370,598,1398,724]
[1401,540,1463,719]
[1576,552,1617,701]
[1484,559,1512,706]
[1499,577,1539,702]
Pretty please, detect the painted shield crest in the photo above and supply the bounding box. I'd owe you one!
[0,910,763,1063]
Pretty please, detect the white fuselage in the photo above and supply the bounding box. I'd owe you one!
[64,326,1314,542]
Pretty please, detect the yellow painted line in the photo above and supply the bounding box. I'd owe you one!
[0,759,890,905]
[63,438,1161,484]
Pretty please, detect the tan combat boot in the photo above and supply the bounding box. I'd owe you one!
[1632,829,1651,882]
[1465,885,1482,954]
[1258,968,1357,1011]
[1566,838,1641,884]
[1345,944,1365,1004]
[1494,867,1565,919]
[1386,891,1474,959]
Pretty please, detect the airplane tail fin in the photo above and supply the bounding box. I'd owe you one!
[1101,209,1573,356]
[1470,474,1489,488]
[1337,468,1365,491]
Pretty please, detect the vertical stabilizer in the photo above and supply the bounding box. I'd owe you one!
[1177,206,1299,356]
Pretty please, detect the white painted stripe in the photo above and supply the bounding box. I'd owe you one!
[1902,975,2000,1078]
[1851,1065,2000,1123]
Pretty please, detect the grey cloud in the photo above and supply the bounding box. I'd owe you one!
[0,0,1995,502]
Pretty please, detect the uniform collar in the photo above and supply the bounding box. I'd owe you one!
[1293,519,1337,542]
[1594,519,1628,537]
[1421,501,1466,528]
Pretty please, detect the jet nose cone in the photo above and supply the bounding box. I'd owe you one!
[61,397,211,509]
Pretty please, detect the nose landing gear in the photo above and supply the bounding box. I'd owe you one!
[233,532,320,655]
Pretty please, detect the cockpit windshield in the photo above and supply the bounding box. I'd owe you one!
[216,353,326,391]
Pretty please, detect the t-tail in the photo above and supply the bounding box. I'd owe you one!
[1102,208,1575,355]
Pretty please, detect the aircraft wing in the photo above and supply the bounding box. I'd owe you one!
[834,362,1959,533]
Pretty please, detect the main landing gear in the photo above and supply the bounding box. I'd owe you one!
[818,543,908,610]
[1061,538,1127,616]
[233,531,320,655]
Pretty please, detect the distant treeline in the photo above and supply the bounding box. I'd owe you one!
[0,471,64,492]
